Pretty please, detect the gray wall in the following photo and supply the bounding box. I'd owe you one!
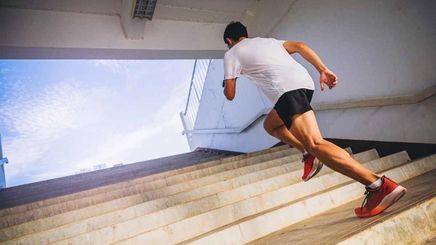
[269,0,436,143]
[189,0,436,152]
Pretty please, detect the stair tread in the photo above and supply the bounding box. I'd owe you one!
[0,145,292,213]
[249,169,436,245]
[0,151,232,210]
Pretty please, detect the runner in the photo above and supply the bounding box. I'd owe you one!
[222,21,407,218]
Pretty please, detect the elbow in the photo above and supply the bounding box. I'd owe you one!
[296,42,307,51]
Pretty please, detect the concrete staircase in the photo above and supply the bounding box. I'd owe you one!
[0,145,434,244]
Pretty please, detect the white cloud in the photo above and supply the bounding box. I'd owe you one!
[1,60,194,187]
[73,81,189,171]
[1,79,97,181]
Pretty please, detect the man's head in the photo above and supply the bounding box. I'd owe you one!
[223,21,248,49]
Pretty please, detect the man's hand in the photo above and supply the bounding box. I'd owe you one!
[319,68,338,91]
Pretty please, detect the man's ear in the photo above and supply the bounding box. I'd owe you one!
[225,38,233,46]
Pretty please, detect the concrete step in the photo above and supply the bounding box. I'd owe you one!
[0,146,301,224]
[0,147,314,229]
[36,151,395,245]
[338,197,435,245]
[113,151,410,245]
[0,145,293,217]
[0,149,373,244]
[202,144,297,164]
[426,236,436,244]
[250,169,436,245]
[0,149,230,211]
[0,145,292,213]
[181,154,435,245]
[0,151,220,214]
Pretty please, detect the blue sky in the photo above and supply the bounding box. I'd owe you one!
[0,59,195,187]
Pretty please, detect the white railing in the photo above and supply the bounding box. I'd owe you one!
[0,134,8,188]
[180,59,212,133]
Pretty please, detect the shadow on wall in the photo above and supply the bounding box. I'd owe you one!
[273,139,436,160]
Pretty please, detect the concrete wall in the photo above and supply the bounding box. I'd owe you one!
[0,0,296,59]
[271,0,436,102]
[269,0,436,144]
[0,7,227,59]
[189,0,435,151]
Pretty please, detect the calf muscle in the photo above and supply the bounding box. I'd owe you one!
[290,110,379,185]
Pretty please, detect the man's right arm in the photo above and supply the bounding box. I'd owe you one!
[283,41,327,73]
[282,41,338,91]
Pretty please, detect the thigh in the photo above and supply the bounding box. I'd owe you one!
[289,110,323,145]
[263,109,286,133]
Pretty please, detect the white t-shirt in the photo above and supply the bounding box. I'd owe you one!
[224,37,315,104]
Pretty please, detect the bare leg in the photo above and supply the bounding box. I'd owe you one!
[263,109,306,153]
[289,110,379,185]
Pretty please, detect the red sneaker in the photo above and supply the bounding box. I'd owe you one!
[355,176,407,218]
[301,153,323,181]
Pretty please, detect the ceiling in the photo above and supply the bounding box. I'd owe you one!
[0,0,295,59]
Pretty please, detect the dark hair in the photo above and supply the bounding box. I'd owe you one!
[223,21,248,45]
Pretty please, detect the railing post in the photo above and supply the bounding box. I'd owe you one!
[0,134,8,189]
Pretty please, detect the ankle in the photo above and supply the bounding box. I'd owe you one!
[367,177,382,190]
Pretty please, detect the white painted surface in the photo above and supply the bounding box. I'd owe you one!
[189,60,277,152]
[0,0,295,59]
[120,0,147,40]
[270,0,436,101]
[316,95,436,144]
[268,0,436,144]
[0,7,227,59]
[189,0,436,151]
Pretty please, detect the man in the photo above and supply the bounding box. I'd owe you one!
[222,21,406,218]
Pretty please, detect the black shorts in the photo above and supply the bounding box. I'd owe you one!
[273,88,314,129]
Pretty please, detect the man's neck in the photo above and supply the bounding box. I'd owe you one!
[231,37,247,48]
[236,37,247,44]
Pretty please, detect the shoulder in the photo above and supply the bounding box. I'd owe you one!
[224,50,234,59]
[224,49,239,60]
[253,37,285,46]
[268,37,286,45]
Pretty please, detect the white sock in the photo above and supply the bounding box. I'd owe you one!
[367,178,382,189]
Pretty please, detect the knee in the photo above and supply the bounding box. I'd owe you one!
[304,137,324,153]
[263,121,273,135]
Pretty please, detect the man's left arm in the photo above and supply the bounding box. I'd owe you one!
[223,52,241,101]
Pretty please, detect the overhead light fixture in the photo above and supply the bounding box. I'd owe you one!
[133,0,157,20]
